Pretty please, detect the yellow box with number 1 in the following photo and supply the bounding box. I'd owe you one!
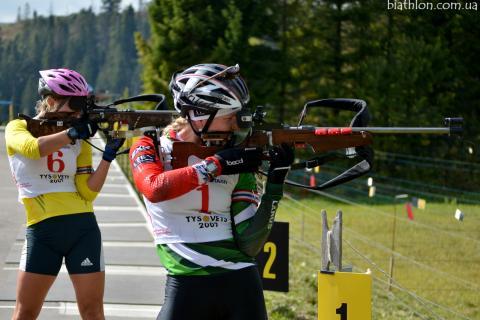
[318,270,372,320]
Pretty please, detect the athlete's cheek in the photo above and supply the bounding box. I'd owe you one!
[231,118,239,131]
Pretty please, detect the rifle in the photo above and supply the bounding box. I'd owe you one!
[19,94,177,138]
[20,95,462,191]
[170,99,463,190]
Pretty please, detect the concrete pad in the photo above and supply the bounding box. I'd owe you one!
[103,170,125,177]
[14,226,26,241]
[100,226,153,242]
[0,268,166,305]
[0,302,160,320]
[94,210,146,223]
[103,246,160,266]
[105,175,131,184]
[101,184,130,194]
[4,242,22,264]
[94,195,138,207]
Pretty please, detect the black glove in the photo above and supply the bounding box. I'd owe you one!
[67,119,98,141]
[103,137,126,162]
[207,147,263,176]
[267,143,294,184]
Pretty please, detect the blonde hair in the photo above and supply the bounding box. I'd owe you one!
[163,117,189,137]
[34,96,68,117]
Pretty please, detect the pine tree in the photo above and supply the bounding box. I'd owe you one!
[136,0,283,112]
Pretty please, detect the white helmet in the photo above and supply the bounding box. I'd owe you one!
[169,63,250,120]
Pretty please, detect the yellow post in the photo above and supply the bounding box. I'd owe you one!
[318,270,372,320]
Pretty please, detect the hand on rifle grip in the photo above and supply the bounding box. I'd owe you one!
[267,143,294,184]
[103,137,126,162]
[206,147,263,176]
[66,119,98,142]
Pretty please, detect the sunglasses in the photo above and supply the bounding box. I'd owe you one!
[68,96,88,111]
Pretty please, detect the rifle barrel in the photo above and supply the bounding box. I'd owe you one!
[352,127,452,134]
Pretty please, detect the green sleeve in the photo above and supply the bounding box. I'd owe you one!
[231,173,284,257]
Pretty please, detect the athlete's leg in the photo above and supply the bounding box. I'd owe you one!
[13,220,63,320]
[226,266,268,320]
[12,271,56,320]
[158,275,221,320]
[65,214,105,320]
[70,272,105,320]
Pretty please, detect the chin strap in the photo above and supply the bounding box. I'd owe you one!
[187,109,222,145]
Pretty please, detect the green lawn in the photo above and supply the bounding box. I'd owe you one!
[265,192,480,320]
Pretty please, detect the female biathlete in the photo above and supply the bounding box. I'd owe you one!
[6,68,123,320]
[129,63,294,320]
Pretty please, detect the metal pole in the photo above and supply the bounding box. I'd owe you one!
[388,194,408,291]
[9,103,14,121]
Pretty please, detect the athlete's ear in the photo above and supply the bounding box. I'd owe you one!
[45,96,57,110]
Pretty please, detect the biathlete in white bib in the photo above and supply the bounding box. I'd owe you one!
[129,63,294,320]
[6,68,124,320]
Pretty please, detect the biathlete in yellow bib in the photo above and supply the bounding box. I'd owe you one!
[6,68,124,320]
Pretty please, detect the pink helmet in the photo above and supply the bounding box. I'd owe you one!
[38,68,89,97]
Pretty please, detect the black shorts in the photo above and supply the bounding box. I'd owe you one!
[20,213,104,275]
[158,266,267,320]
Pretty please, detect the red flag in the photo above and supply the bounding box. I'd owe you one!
[309,174,316,187]
[406,203,414,220]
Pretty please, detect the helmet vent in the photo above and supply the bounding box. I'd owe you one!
[59,84,74,93]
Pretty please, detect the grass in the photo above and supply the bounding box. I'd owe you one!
[265,191,480,320]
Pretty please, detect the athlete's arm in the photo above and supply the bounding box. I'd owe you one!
[37,131,72,157]
[129,136,207,203]
[87,160,112,192]
[75,141,99,201]
[231,174,284,257]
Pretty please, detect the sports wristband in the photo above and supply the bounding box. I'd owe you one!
[66,127,78,142]
[204,156,222,179]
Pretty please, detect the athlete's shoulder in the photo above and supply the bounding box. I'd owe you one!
[129,135,156,159]
[5,119,27,133]
[131,135,154,149]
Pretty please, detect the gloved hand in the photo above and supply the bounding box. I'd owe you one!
[267,143,294,184]
[103,137,126,162]
[66,119,98,141]
[206,147,263,176]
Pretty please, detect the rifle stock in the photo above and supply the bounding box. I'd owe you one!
[170,129,373,168]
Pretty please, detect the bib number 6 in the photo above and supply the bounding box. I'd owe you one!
[47,151,65,173]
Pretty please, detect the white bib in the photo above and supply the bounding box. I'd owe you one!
[9,142,81,201]
[145,136,239,244]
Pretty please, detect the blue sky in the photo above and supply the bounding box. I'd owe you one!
[0,0,139,23]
